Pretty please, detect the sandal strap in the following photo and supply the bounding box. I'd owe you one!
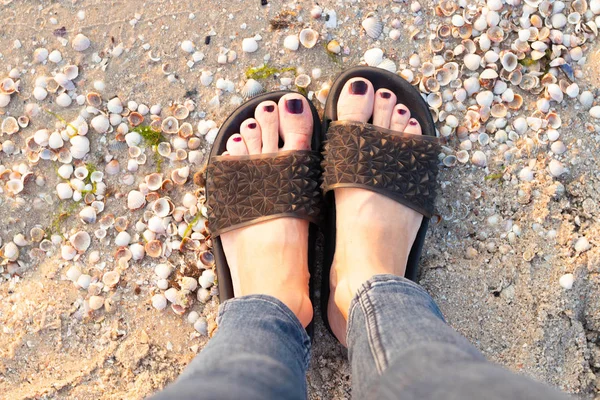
[321,121,440,218]
[207,150,323,236]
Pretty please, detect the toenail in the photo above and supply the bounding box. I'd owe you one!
[350,81,368,95]
[380,92,392,99]
[264,105,275,112]
[409,120,418,126]
[233,136,242,142]
[398,108,407,115]
[286,99,304,114]
[248,123,257,129]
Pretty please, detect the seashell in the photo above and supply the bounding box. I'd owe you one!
[200,250,215,266]
[508,69,522,86]
[480,69,498,80]
[89,296,104,311]
[152,294,168,310]
[152,198,174,217]
[464,54,481,71]
[181,40,194,53]
[173,104,189,120]
[17,115,29,128]
[102,270,120,287]
[56,93,72,108]
[283,35,299,51]
[91,114,110,133]
[171,167,189,185]
[199,269,216,289]
[443,155,457,167]
[241,79,264,99]
[551,141,566,154]
[327,40,341,54]
[548,160,565,177]
[490,103,508,118]
[107,97,123,114]
[471,151,487,167]
[475,91,493,107]
[362,13,383,39]
[0,78,16,94]
[114,216,129,232]
[311,5,323,18]
[437,24,452,39]
[127,190,146,210]
[128,111,144,126]
[520,74,539,91]
[5,179,23,195]
[145,240,162,258]
[427,92,443,109]
[1,117,19,135]
[79,206,97,224]
[63,65,79,81]
[487,26,504,42]
[377,59,397,73]
[547,84,563,103]
[364,48,384,67]
[155,263,173,279]
[298,28,319,49]
[115,231,131,246]
[242,37,258,53]
[295,74,311,89]
[86,92,102,107]
[145,173,163,191]
[501,52,518,72]
[161,116,179,134]
[70,231,91,252]
[56,182,73,200]
[72,34,91,52]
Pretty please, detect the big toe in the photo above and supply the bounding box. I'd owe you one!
[337,77,375,123]
[278,94,313,151]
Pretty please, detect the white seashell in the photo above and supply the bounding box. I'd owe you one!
[91,114,110,133]
[242,38,258,53]
[1,117,18,134]
[283,35,299,51]
[66,265,82,282]
[115,231,131,247]
[487,0,504,11]
[127,190,146,210]
[6,179,24,194]
[33,48,49,63]
[48,50,62,63]
[548,160,565,177]
[197,288,211,303]
[409,54,420,68]
[551,13,567,28]
[501,52,518,72]
[194,317,208,335]
[580,91,594,109]
[589,106,600,119]
[471,151,487,167]
[0,94,10,108]
[475,91,494,107]
[107,97,123,113]
[152,198,173,217]
[547,129,560,141]
[299,28,319,48]
[519,167,534,182]
[574,237,591,252]
[241,79,264,99]
[464,54,481,71]
[480,69,498,80]
[295,74,311,88]
[89,295,104,310]
[33,86,48,101]
[79,206,97,224]
[3,242,19,261]
[199,269,216,289]
[518,29,531,41]
[551,141,566,154]
[70,231,91,252]
[129,243,145,260]
[181,40,194,53]
[362,13,383,39]
[389,29,401,40]
[161,116,179,134]
[182,193,197,209]
[56,93,72,107]
[152,293,168,310]
[105,160,120,175]
[64,65,79,80]
[592,0,600,14]
[547,84,563,103]
[165,288,178,303]
[148,216,167,233]
[57,164,74,179]
[377,59,397,73]
[155,263,173,279]
[56,182,73,199]
[77,274,92,289]
[180,277,198,292]
[558,273,574,289]
[72,34,91,51]
[451,14,465,27]
[187,311,200,325]
[70,136,90,159]
[364,48,384,67]
[200,70,214,86]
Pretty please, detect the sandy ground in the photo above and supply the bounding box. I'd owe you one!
[0,0,599,399]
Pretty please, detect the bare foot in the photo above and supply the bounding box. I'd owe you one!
[220,94,314,327]
[327,78,425,345]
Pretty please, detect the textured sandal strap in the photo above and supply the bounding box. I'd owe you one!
[207,150,323,236]
[322,121,440,218]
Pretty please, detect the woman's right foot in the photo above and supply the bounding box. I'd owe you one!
[327,78,425,346]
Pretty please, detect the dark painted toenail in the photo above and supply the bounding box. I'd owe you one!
[350,81,368,95]
[264,105,275,112]
[398,108,407,115]
[286,99,304,114]
[248,123,257,129]
[380,92,392,99]
[409,120,418,126]
[233,136,242,142]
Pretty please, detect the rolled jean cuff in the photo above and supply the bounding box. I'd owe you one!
[347,274,445,344]
[218,294,311,367]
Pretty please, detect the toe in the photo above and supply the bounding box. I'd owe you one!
[372,89,397,129]
[240,118,262,154]
[389,103,411,132]
[404,118,422,135]
[337,77,374,123]
[255,101,279,153]
[278,94,313,151]
[226,134,248,155]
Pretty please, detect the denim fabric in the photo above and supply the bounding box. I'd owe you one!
[153,275,568,400]
[151,295,310,400]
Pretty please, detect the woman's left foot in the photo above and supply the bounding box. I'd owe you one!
[219,94,315,327]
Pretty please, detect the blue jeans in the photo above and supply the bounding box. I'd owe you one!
[152,275,568,399]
